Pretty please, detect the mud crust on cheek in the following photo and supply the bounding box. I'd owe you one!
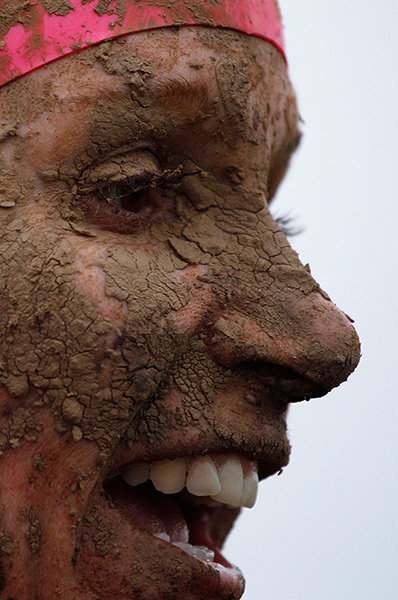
[0,198,201,458]
[0,221,133,454]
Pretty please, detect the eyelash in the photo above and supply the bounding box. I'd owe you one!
[274,213,302,237]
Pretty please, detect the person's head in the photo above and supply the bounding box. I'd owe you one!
[0,2,360,598]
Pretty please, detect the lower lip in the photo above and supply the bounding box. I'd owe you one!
[97,478,246,598]
[152,532,246,599]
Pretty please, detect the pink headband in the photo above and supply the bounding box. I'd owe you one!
[0,1,286,88]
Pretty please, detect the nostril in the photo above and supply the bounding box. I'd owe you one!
[242,361,298,381]
[241,361,328,402]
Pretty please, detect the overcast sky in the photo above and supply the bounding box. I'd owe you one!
[225,2,398,598]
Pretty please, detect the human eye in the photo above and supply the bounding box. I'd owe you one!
[79,151,181,234]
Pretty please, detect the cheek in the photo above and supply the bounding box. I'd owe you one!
[166,265,213,335]
[0,227,130,453]
[0,221,212,452]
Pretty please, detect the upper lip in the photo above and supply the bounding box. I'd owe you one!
[101,362,301,486]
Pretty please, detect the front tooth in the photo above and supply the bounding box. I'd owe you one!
[186,456,221,497]
[241,469,259,508]
[121,462,149,486]
[211,455,243,507]
[150,458,186,494]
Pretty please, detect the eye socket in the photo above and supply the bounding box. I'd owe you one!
[79,154,184,234]
[96,179,160,215]
[83,174,177,234]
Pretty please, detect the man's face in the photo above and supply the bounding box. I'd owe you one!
[0,28,359,599]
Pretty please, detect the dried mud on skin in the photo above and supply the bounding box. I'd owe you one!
[0,25,360,600]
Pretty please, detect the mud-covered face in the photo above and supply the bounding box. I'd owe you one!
[0,27,360,599]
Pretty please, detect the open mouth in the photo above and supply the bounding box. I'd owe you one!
[102,454,257,584]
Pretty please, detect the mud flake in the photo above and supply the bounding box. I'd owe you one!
[0,407,41,453]
[85,512,117,557]
[21,508,42,555]
[41,0,74,17]
[70,469,88,493]
[62,397,84,424]
[33,455,46,471]
[0,529,14,556]
[72,425,83,442]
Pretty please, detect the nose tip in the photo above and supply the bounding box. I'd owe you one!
[210,290,361,400]
[289,291,361,393]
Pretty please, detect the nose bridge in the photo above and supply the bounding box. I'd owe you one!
[209,244,361,396]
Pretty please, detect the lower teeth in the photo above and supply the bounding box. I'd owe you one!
[193,546,216,562]
[172,541,215,563]
[154,532,171,542]
[153,535,215,562]
[153,532,214,562]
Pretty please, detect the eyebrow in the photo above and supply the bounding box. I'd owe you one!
[147,76,215,118]
[62,75,215,122]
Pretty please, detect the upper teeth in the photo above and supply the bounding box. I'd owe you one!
[121,454,259,509]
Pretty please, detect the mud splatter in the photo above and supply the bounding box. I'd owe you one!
[21,508,42,555]
[41,0,74,17]
[0,530,14,556]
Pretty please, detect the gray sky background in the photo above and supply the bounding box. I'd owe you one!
[224,1,397,598]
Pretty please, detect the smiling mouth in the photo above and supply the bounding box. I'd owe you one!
[103,454,258,573]
[82,371,294,596]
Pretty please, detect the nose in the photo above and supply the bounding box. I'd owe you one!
[207,262,361,401]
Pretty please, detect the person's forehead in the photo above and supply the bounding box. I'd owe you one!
[0,27,299,173]
[0,27,282,123]
[54,29,253,94]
